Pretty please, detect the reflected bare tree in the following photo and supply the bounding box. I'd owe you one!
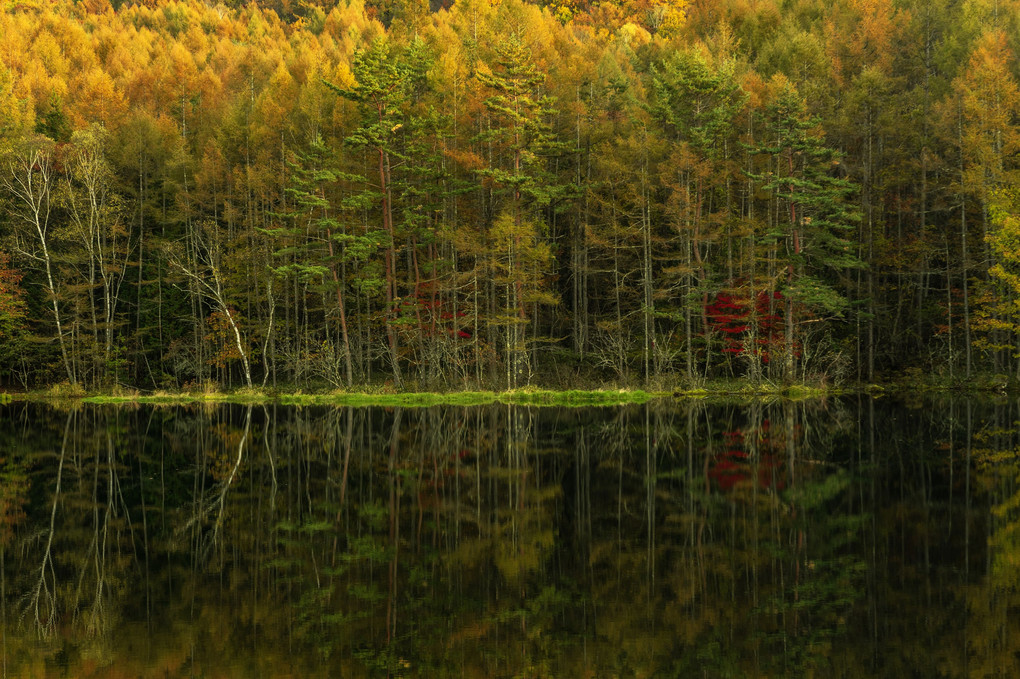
[19,411,70,637]
[180,405,252,559]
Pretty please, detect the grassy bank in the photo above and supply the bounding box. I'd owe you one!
[14,375,1009,408]
[4,386,663,408]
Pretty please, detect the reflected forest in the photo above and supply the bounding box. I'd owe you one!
[2,398,1020,676]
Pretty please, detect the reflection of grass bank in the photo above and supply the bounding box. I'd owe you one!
[670,379,846,400]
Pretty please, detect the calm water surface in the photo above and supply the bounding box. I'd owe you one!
[0,397,1016,677]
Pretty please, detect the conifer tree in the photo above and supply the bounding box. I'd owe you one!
[326,37,430,387]
[752,80,861,380]
[267,136,378,387]
[475,31,566,387]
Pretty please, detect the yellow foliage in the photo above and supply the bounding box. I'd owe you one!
[979,185,1020,353]
[204,309,245,368]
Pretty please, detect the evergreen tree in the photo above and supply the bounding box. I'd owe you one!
[267,136,379,387]
[475,31,567,387]
[752,80,861,380]
[325,37,431,387]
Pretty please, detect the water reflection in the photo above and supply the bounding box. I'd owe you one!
[0,397,1015,676]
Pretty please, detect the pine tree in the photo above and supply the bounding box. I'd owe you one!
[267,136,379,387]
[474,31,567,387]
[752,79,862,380]
[325,37,430,387]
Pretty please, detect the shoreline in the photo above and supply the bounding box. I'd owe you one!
[2,378,1012,407]
[5,388,658,407]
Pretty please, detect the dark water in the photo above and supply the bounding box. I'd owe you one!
[0,396,1017,677]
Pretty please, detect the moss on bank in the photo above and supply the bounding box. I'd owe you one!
[6,387,660,408]
[15,374,1015,408]
[498,388,656,406]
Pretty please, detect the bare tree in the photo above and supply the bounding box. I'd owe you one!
[165,222,253,388]
[1,136,73,383]
[63,125,134,381]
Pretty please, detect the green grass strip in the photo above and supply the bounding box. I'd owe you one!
[5,382,864,408]
[23,388,658,408]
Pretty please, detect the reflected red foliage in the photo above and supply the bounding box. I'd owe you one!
[708,421,787,492]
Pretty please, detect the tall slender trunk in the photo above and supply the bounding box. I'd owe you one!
[785,147,800,382]
[377,137,402,387]
[866,106,876,382]
[640,131,654,383]
[958,107,972,379]
[325,221,353,385]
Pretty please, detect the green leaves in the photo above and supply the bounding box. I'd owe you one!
[651,50,745,157]
[475,31,571,215]
[325,37,430,157]
[752,81,862,318]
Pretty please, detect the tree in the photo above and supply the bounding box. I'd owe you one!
[267,136,378,387]
[1,136,75,384]
[475,30,567,387]
[325,37,430,388]
[33,93,72,144]
[0,249,27,382]
[751,79,861,380]
[650,50,745,380]
[63,124,133,383]
[165,222,254,389]
[0,65,27,150]
[952,30,1020,375]
[978,185,1020,374]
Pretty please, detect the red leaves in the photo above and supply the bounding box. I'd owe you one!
[397,290,473,340]
[0,251,27,339]
[704,290,784,361]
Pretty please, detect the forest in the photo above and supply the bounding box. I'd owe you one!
[1,0,1019,392]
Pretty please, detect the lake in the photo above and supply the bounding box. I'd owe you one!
[0,396,1016,677]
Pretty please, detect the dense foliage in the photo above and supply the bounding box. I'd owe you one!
[1,0,1019,390]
